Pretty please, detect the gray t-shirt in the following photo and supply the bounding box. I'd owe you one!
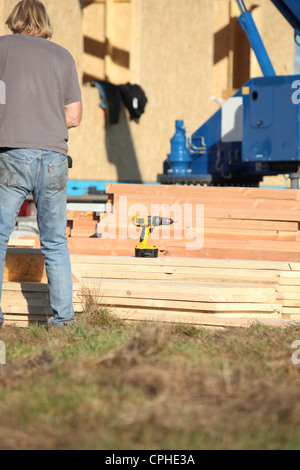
[0,34,81,155]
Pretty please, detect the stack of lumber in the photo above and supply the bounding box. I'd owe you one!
[18,210,101,249]
[2,248,76,327]
[92,183,300,261]
[3,250,300,328]
[71,255,300,328]
[19,184,300,260]
[276,268,300,321]
[5,179,300,328]
[66,210,100,238]
[2,248,50,327]
[2,282,50,327]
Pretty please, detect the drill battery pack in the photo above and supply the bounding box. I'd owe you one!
[135,247,158,258]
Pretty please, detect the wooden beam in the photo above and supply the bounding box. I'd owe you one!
[4,249,47,283]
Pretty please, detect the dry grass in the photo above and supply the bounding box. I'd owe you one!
[1,312,300,450]
[77,285,125,329]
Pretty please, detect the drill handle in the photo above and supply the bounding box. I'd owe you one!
[140,225,146,242]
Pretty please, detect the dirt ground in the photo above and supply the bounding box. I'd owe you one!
[1,321,300,450]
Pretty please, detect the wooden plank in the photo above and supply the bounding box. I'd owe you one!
[18,236,40,248]
[155,237,300,252]
[285,263,300,271]
[71,219,99,230]
[66,237,300,261]
[74,267,278,284]
[1,282,49,292]
[70,254,295,270]
[103,307,283,325]
[276,284,300,292]
[72,260,281,275]
[280,300,300,307]
[112,200,300,222]
[75,289,276,304]
[1,291,48,300]
[76,282,277,302]
[281,314,300,320]
[160,245,300,262]
[276,292,300,300]
[3,315,47,325]
[200,228,296,241]
[203,218,298,232]
[1,296,49,306]
[67,237,136,255]
[75,278,276,295]
[70,230,97,237]
[105,183,300,201]
[67,210,98,220]
[97,223,297,241]
[75,295,280,312]
[8,239,36,248]
[111,193,300,213]
[282,307,300,314]
[2,305,51,314]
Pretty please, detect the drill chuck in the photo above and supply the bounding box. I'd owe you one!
[150,216,174,226]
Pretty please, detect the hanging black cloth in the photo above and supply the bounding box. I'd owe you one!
[85,80,147,124]
[118,82,148,123]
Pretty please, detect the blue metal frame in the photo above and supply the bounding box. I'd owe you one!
[237,0,276,77]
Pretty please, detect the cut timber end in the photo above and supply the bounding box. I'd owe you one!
[4,248,47,283]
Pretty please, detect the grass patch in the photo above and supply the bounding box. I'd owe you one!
[77,285,125,329]
[1,309,300,450]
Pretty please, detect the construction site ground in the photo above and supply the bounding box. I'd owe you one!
[2,183,300,451]
[1,319,300,450]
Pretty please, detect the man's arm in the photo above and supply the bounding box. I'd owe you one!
[65,101,82,129]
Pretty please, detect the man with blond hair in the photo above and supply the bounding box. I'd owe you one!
[0,0,82,328]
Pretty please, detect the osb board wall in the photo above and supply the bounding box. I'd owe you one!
[127,0,217,183]
[71,0,219,183]
[68,86,142,182]
[83,2,106,82]
[260,0,294,76]
[105,0,131,84]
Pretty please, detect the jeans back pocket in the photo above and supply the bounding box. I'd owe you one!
[48,158,68,191]
[0,154,31,187]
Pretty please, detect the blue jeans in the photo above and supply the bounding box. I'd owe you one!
[0,149,75,328]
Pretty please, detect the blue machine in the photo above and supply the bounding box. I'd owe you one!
[158,0,300,187]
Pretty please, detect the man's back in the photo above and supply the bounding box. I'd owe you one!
[0,33,81,155]
[0,0,82,330]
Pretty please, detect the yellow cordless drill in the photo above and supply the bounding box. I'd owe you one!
[132,215,174,257]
